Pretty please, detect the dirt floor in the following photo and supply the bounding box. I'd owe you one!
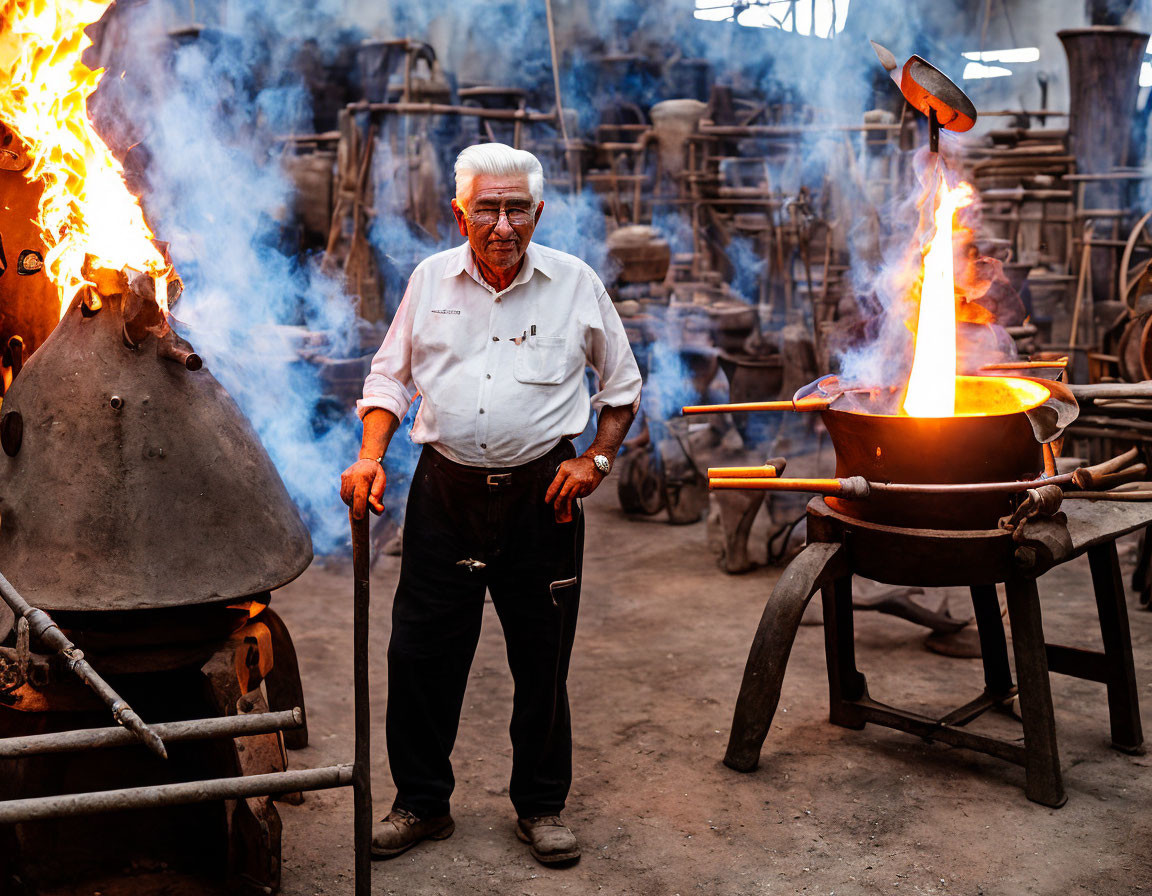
[274,476,1152,896]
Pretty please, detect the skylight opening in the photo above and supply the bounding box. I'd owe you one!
[960,47,1039,80]
[962,47,1040,64]
[693,0,851,39]
[963,62,1013,80]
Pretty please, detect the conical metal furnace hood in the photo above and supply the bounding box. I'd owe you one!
[0,288,312,612]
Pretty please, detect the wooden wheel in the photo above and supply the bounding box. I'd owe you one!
[1116,315,1144,382]
[1141,313,1152,380]
[617,444,666,516]
[1119,210,1152,307]
[1114,311,1152,381]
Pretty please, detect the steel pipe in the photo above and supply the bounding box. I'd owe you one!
[870,474,1075,495]
[708,450,1147,504]
[0,765,353,824]
[1064,489,1152,501]
[0,571,167,759]
[0,708,303,759]
[156,331,203,371]
[708,473,1077,497]
[1069,382,1152,400]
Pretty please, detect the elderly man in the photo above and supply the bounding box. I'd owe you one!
[340,143,641,865]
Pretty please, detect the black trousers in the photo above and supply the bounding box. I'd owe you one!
[387,440,583,819]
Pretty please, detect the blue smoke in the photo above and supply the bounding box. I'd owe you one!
[82,0,1014,552]
[89,0,366,552]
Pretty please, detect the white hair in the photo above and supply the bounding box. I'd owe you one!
[454,143,544,209]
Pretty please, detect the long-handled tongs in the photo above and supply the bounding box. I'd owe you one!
[706,448,1149,501]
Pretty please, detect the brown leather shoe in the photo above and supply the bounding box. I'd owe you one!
[370,807,455,859]
[516,815,581,865]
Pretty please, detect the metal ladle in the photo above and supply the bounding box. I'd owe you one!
[871,40,977,153]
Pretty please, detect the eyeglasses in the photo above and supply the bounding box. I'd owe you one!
[465,206,535,228]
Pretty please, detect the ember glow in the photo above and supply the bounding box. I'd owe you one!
[0,0,171,316]
[901,175,974,418]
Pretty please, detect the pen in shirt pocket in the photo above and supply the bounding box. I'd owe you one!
[510,325,537,345]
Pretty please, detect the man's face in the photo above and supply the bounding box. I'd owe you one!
[452,172,544,273]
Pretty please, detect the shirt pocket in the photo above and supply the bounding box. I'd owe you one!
[512,335,569,385]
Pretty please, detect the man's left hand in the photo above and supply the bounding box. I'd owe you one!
[545,457,605,523]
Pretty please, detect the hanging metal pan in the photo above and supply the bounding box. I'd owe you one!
[871,41,977,143]
[899,55,977,132]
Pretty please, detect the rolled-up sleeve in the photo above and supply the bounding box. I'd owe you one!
[356,270,421,421]
[585,276,643,414]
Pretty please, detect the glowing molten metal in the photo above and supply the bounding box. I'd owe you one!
[0,0,171,317]
[901,177,973,417]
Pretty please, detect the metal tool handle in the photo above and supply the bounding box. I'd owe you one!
[1068,382,1152,401]
[980,358,1068,371]
[682,395,830,416]
[1063,485,1152,500]
[350,510,373,896]
[1082,447,1140,477]
[1068,447,1142,491]
[708,476,871,499]
[707,456,788,479]
[1072,462,1148,491]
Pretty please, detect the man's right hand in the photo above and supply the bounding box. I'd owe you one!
[340,459,387,519]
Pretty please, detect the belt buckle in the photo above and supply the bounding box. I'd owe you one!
[486,472,512,488]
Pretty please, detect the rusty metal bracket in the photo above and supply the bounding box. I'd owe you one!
[1011,515,1074,574]
[1000,484,1066,543]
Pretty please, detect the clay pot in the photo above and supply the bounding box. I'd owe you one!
[705,302,758,354]
[607,225,671,283]
[649,99,708,178]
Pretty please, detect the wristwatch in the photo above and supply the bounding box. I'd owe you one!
[592,454,611,475]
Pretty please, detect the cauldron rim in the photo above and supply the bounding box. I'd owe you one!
[820,374,1051,421]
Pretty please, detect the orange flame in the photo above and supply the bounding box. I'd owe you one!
[0,0,171,317]
[901,174,974,417]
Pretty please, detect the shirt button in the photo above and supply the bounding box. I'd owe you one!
[486,374,491,379]
[495,297,501,303]
[479,408,485,414]
[492,336,498,342]
[481,443,487,449]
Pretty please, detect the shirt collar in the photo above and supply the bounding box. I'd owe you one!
[442,242,554,293]
[441,242,473,281]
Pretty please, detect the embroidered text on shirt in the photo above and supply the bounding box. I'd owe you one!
[431,309,461,315]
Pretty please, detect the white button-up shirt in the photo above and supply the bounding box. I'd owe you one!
[357,241,643,468]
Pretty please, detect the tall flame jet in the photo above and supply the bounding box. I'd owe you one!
[0,0,170,318]
[901,175,974,417]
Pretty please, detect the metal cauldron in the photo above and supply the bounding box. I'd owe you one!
[692,375,1078,530]
[818,376,1053,529]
